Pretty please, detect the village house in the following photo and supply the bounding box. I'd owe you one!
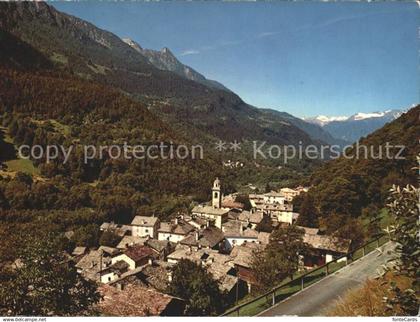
[201,251,239,300]
[280,187,307,201]
[157,218,195,243]
[145,239,176,260]
[303,233,351,267]
[117,235,149,250]
[231,243,263,293]
[248,192,297,225]
[179,226,225,251]
[259,203,297,224]
[71,246,87,257]
[236,210,265,229]
[263,191,286,204]
[191,205,230,229]
[100,260,130,284]
[222,220,268,251]
[221,194,244,210]
[100,222,132,237]
[131,215,160,239]
[98,284,186,316]
[276,210,299,225]
[98,246,120,257]
[111,244,156,270]
[75,248,113,282]
[140,260,173,291]
[184,215,208,229]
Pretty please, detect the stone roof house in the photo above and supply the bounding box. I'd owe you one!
[191,205,230,229]
[75,249,112,282]
[303,234,352,267]
[117,235,149,249]
[131,215,160,238]
[100,222,132,237]
[145,239,176,260]
[72,246,87,257]
[179,226,225,250]
[98,284,185,316]
[111,245,156,270]
[157,219,195,243]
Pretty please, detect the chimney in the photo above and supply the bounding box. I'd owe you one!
[116,283,124,291]
[148,258,153,265]
[195,231,199,241]
[174,218,178,225]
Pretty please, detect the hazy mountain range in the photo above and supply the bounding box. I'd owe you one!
[304,109,407,143]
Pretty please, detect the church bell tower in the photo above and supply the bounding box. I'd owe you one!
[212,177,221,208]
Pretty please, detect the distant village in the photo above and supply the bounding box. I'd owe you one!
[69,178,351,316]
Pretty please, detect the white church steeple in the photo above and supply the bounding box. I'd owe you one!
[212,177,221,208]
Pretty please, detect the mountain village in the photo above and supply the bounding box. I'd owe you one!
[69,178,351,316]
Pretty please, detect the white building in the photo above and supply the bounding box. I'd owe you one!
[191,205,230,229]
[263,191,286,204]
[131,216,160,239]
[276,211,299,225]
[157,219,195,243]
[222,221,259,250]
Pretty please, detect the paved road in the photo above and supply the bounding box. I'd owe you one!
[259,242,396,316]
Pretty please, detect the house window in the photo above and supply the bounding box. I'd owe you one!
[108,277,111,282]
[145,229,149,233]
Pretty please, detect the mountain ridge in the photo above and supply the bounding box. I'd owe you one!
[0,1,326,151]
[122,37,228,91]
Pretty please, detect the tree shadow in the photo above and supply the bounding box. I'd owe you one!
[0,129,17,163]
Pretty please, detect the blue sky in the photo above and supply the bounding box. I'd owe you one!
[54,1,418,118]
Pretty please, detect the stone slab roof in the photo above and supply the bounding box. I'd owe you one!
[192,205,230,216]
[303,234,351,254]
[131,216,159,227]
[98,284,184,316]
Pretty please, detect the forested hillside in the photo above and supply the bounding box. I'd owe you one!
[0,23,309,270]
[0,2,326,149]
[296,105,419,245]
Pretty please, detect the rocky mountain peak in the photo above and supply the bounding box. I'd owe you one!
[122,38,143,52]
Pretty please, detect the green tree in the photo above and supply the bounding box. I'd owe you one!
[235,194,252,211]
[168,259,225,316]
[72,224,100,247]
[0,234,99,316]
[255,215,274,233]
[386,184,419,315]
[251,225,308,291]
[296,194,319,228]
[99,230,121,247]
[362,204,382,238]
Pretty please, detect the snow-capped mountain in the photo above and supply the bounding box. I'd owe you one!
[348,110,403,121]
[304,115,348,126]
[304,109,408,143]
